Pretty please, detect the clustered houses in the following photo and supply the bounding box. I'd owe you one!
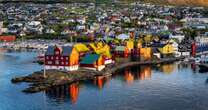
[1,2,208,68]
[44,42,113,71]
[0,2,207,40]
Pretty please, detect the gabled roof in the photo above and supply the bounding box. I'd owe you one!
[80,54,100,64]
[152,47,160,53]
[62,46,73,56]
[45,46,55,55]
[151,43,166,48]
[45,46,73,56]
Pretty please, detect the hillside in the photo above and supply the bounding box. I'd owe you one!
[135,0,208,6]
[0,0,208,6]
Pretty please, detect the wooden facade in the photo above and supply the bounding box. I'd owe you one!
[45,46,79,71]
[80,54,105,71]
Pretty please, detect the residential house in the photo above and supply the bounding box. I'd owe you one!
[158,44,174,57]
[0,35,16,42]
[139,47,152,60]
[169,34,185,43]
[80,54,105,71]
[45,46,79,71]
[114,46,129,58]
[178,39,192,56]
[0,21,3,35]
[25,21,43,34]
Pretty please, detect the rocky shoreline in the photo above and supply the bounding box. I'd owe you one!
[11,57,184,93]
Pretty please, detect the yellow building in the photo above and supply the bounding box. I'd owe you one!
[136,42,152,60]
[126,39,134,51]
[158,44,174,55]
[140,47,152,60]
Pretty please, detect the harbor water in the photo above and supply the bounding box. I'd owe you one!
[0,50,208,110]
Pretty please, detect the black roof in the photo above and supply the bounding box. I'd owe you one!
[152,47,160,53]
[45,46,73,56]
[62,46,73,56]
[45,46,55,55]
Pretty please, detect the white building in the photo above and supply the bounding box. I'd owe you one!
[169,34,185,42]
[0,21,3,35]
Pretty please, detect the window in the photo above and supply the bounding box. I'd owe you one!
[66,62,68,65]
[62,62,64,65]
[55,51,59,55]
[46,56,49,59]
[66,57,68,60]
[47,61,52,65]
[51,56,53,60]
[56,56,59,60]
[55,60,59,65]
[61,57,63,60]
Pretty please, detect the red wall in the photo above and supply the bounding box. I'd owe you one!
[191,42,196,57]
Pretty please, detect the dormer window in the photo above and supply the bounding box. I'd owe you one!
[55,51,59,55]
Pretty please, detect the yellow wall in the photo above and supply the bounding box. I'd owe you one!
[140,47,152,60]
[94,56,104,67]
[126,40,134,50]
[69,48,79,65]
[159,44,174,54]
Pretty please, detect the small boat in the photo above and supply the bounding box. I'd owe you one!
[198,64,208,73]
[195,57,201,63]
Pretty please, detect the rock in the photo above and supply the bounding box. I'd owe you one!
[12,57,184,93]
[11,77,24,83]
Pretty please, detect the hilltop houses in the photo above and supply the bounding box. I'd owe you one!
[45,46,79,71]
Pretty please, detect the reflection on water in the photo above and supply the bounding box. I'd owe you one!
[46,83,80,104]
[69,83,80,104]
[1,51,208,110]
[94,76,111,90]
[45,63,200,104]
[113,66,152,84]
[160,64,175,74]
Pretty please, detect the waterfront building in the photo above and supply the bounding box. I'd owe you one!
[114,46,129,58]
[0,21,3,35]
[152,48,161,59]
[80,54,105,71]
[74,43,90,57]
[178,39,192,57]
[139,47,152,60]
[45,46,79,71]
[158,44,174,57]
[0,35,16,42]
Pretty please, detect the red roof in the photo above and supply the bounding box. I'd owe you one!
[0,36,16,42]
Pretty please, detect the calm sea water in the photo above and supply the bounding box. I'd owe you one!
[0,51,208,110]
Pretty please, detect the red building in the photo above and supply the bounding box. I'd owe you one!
[0,36,16,42]
[45,46,79,71]
[114,46,129,58]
